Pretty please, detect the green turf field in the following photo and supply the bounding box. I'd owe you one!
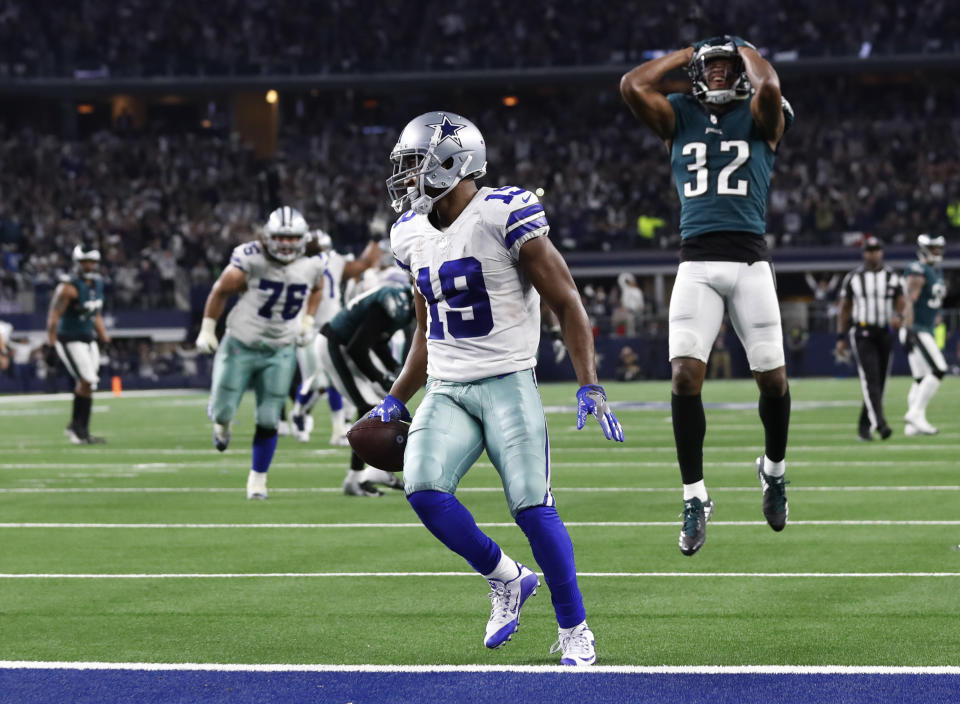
[1,377,958,666]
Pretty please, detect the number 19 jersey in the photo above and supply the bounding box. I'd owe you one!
[390,186,547,382]
[226,240,327,350]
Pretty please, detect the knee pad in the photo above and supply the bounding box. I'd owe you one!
[669,329,704,362]
[749,342,785,372]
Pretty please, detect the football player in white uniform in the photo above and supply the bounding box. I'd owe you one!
[196,207,326,499]
[290,231,381,444]
[369,111,623,666]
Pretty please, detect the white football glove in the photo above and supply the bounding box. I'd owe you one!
[296,314,317,347]
[195,317,219,354]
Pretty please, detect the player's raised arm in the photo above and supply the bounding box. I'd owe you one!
[620,47,693,143]
[731,38,784,145]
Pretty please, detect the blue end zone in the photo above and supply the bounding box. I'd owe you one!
[1,671,959,704]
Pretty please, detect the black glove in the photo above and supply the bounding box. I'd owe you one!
[43,343,59,368]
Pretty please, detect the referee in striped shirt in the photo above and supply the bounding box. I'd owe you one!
[835,236,906,440]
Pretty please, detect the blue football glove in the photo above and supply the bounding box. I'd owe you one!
[368,394,411,423]
[576,384,624,442]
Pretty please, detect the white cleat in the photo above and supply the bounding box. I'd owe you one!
[329,433,351,447]
[291,413,313,443]
[484,563,540,649]
[342,475,383,497]
[550,621,597,666]
[213,423,232,452]
[246,470,268,500]
[904,409,938,435]
[361,467,404,491]
[277,420,291,437]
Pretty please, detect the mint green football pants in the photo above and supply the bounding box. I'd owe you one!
[207,334,297,429]
[403,369,555,517]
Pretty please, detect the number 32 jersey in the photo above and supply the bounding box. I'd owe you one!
[391,186,547,382]
[226,240,327,349]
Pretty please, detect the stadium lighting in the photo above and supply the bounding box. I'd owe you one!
[502,95,518,107]
[535,187,545,197]
[76,104,94,114]
[265,90,278,104]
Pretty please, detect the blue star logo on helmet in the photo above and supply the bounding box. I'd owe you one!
[425,115,466,147]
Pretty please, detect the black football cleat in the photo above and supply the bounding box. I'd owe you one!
[877,424,893,440]
[678,496,714,556]
[756,457,788,531]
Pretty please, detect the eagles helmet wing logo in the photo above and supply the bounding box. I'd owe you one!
[425,115,466,147]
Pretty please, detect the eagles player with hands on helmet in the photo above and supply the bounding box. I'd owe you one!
[196,206,326,499]
[901,234,948,435]
[369,111,623,666]
[621,36,794,555]
[46,243,111,444]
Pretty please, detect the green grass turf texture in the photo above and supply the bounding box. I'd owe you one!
[0,377,958,666]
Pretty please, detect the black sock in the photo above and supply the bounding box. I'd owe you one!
[76,395,93,436]
[71,394,82,429]
[759,389,790,463]
[672,393,705,485]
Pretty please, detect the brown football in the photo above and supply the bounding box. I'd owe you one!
[346,416,410,472]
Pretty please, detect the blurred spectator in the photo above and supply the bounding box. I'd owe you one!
[708,322,732,380]
[787,326,810,377]
[615,345,643,382]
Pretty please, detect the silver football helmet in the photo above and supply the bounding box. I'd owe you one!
[386,111,487,214]
[71,243,101,279]
[263,206,309,262]
[917,233,945,266]
[312,229,333,252]
[689,39,751,105]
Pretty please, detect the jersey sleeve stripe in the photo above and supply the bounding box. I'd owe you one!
[505,216,548,249]
[230,258,246,271]
[506,203,544,228]
[394,257,411,272]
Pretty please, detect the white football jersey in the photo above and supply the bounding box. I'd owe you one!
[225,240,326,349]
[391,185,548,382]
[314,250,347,327]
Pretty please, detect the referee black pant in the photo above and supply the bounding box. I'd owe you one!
[848,326,893,433]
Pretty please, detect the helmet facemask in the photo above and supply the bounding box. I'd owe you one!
[72,244,102,280]
[689,42,752,105]
[263,207,309,263]
[917,234,946,266]
[386,112,487,214]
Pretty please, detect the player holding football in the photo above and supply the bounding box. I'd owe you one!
[195,207,326,499]
[901,234,948,435]
[621,36,794,555]
[45,243,111,444]
[290,231,382,445]
[368,111,623,666]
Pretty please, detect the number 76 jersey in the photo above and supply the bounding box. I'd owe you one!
[391,186,547,382]
[225,240,327,350]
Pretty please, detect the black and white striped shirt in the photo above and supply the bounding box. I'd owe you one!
[839,265,903,328]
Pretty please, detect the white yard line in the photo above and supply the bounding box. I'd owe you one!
[0,661,958,674]
[1,485,958,494]
[0,571,957,579]
[1,520,957,528]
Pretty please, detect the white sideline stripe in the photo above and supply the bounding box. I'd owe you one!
[0,572,957,580]
[2,485,958,494]
[1,661,958,675]
[2,520,958,528]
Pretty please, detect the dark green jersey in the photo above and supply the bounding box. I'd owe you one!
[905,260,946,333]
[668,93,777,240]
[57,274,104,342]
[328,285,413,343]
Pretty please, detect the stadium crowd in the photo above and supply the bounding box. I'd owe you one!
[1,75,958,314]
[1,0,958,77]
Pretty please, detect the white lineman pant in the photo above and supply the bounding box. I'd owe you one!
[669,261,785,372]
[907,330,947,378]
[56,340,100,389]
[297,332,335,392]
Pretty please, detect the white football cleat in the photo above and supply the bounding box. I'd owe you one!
[484,563,540,648]
[291,413,312,443]
[904,409,938,435]
[277,420,291,437]
[361,467,404,491]
[329,432,351,447]
[213,422,232,452]
[550,621,597,666]
[246,470,268,500]
[342,472,383,497]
